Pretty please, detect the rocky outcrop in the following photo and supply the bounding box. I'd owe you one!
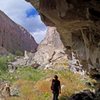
[69,89,100,100]
[9,27,68,70]
[8,51,35,72]
[33,26,84,74]
[33,27,68,69]
[8,27,84,75]
[0,10,38,54]
[26,0,100,77]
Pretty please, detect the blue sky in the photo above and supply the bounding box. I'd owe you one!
[0,0,47,43]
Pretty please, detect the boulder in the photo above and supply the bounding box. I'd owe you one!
[10,85,20,96]
[0,82,10,98]
[69,90,95,100]
[33,27,68,69]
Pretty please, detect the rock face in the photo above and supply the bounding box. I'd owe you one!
[0,10,38,54]
[0,47,8,55]
[8,51,35,72]
[8,27,84,74]
[34,27,70,69]
[26,0,100,76]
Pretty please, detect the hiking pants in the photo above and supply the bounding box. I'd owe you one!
[53,92,59,100]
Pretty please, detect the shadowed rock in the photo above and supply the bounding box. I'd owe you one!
[27,0,100,77]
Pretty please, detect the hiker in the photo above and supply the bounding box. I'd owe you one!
[51,75,61,100]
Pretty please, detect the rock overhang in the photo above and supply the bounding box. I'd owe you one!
[26,0,100,78]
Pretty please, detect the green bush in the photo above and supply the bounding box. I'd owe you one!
[16,67,46,82]
[0,56,8,72]
[15,50,23,56]
[0,54,15,72]
[7,54,15,62]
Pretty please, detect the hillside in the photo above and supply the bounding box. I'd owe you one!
[0,10,38,54]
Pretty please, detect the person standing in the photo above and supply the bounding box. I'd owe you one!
[51,75,61,100]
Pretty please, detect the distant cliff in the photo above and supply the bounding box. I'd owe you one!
[0,10,38,54]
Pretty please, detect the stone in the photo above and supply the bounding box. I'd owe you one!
[0,83,10,98]
[10,85,20,96]
[31,62,40,69]
[69,90,95,100]
[24,51,29,60]
[68,52,85,75]
[8,51,35,70]
[33,26,68,69]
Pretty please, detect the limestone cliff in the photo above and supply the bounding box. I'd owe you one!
[34,27,68,69]
[0,10,38,54]
[26,0,100,77]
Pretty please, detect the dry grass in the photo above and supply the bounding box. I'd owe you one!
[4,68,93,100]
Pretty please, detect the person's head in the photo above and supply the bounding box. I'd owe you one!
[54,75,58,80]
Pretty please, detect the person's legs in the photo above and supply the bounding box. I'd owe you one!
[55,92,59,100]
[53,92,59,100]
[53,93,55,100]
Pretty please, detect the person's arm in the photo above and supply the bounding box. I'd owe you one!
[51,79,54,91]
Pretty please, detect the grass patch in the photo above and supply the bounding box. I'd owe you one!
[0,67,94,100]
[0,54,15,73]
[17,67,46,81]
[0,56,8,72]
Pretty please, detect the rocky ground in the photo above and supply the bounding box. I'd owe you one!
[0,67,97,100]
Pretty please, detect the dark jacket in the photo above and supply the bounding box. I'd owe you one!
[51,79,61,93]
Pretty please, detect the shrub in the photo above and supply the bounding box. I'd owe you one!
[0,56,8,72]
[15,50,23,56]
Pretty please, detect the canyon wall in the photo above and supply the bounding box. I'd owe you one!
[0,10,38,54]
[26,0,100,76]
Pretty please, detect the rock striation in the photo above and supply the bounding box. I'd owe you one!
[0,10,38,54]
